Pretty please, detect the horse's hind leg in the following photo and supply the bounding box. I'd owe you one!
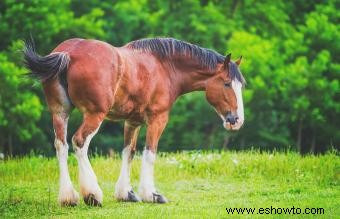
[53,113,79,206]
[115,121,141,202]
[45,80,79,206]
[72,112,105,206]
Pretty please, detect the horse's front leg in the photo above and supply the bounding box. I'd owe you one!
[115,121,141,202]
[139,112,169,203]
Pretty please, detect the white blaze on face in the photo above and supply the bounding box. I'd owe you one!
[231,79,244,129]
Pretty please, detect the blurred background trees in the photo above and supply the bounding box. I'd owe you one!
[0,0,338,156]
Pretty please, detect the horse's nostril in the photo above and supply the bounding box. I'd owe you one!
[226,112,237,125]
[226,116,236,125]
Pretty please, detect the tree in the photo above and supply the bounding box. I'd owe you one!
[0,52,43,156]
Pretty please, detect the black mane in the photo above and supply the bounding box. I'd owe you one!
[127,37,245,85]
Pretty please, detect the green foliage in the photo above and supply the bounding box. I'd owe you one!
[0,0,339,155]
[0,152,339,217]
[0,52,43,154]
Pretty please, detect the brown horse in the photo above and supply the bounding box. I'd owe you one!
[24,37,245,206]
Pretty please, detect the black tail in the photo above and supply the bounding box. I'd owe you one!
[23,39,70,82]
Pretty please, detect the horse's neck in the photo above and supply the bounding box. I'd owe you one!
[173,65,216,95]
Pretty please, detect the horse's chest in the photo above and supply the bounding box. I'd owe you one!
[106,99,146,122]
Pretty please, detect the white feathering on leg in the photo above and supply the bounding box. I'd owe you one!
[55,139,79,205]
[115,147,133,200]
[139,149,156,202]
[74,127,103,203]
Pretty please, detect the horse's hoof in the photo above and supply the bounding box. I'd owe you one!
[59,189,79,207]
[152,192,168,204]
[83,194,102,207]
[127,190,140,202]
[60,200,78,207]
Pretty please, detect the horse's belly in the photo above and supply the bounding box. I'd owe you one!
[106,105,145,123]
[105,111,126,121]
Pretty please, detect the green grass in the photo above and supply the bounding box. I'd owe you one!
[0,151,339,218]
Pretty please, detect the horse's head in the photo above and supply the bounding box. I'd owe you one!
[205,54,245,131]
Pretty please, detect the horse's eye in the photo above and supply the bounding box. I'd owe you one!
[224,82,232,87]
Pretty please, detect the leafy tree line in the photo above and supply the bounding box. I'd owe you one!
[0,0,338,156]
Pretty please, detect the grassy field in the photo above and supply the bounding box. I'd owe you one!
[0,151,339,218]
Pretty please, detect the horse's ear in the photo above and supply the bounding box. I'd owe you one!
[235,55,242,66]
[223,53,231,69]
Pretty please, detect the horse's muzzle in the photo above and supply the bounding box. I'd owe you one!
[223,111,243,131]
